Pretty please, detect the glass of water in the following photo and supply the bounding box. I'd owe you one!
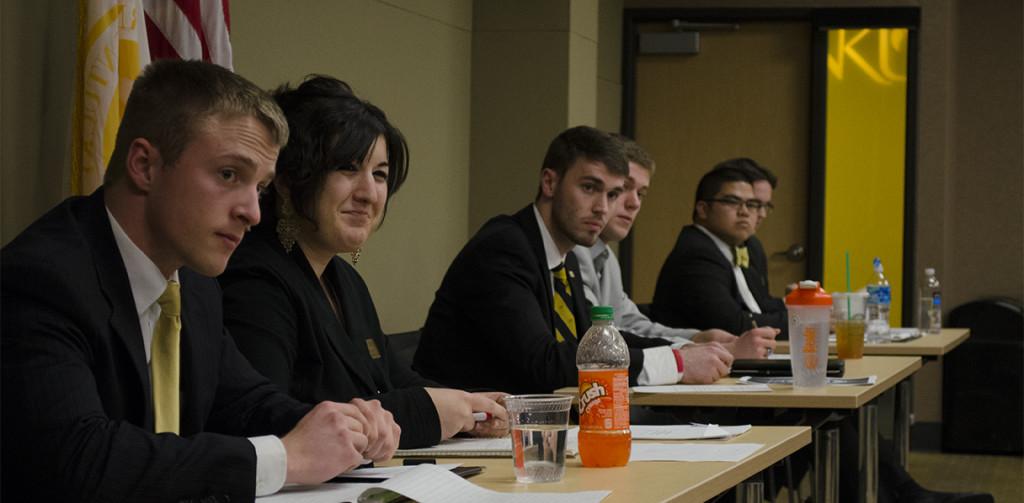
[504,394,573,483]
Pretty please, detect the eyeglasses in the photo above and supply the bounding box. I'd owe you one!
[706,197,773,214]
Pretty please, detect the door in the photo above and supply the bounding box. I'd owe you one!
[629,21,811,302]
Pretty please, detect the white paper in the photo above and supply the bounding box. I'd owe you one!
[629,443,764,462]
[630,424,751,440]
[258,464,610,503]
[359,464,610,503]
[767,353,791,360]
[633,384,772,393]
[258,483,366,503]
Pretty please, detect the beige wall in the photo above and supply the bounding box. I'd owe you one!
[1,1,76,245]
[468,0,614,233]
[231,0,474,334]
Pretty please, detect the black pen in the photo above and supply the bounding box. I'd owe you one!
[750,316,773,357]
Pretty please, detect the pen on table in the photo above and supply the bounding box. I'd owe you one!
[473,412,492,422]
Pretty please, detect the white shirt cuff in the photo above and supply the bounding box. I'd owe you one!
[250,435,287,496]
[637,346,682,385]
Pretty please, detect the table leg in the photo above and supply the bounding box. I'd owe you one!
[814,426,840,503]
[856,404,879,503]
[736,472,765,503]
[894,379,913,469]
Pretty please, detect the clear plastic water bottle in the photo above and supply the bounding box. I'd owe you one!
[866,257,891,340]
[919,268,942,335]
[576,306,631,467]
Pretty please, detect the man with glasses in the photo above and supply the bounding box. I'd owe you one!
[574,140,776,369]
[724,158,791,314]
[651,164,788,337]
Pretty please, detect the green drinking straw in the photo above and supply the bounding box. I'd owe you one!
[845,251,852,320]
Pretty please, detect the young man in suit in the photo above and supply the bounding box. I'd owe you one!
[720,157,788,300]
[573,139,777,366]
[1,59,399,502]
[414,126,699,393]
[651,165,789,337]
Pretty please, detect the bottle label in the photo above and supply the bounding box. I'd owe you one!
[932,294,941,306]
[867,285,891,305]
[578,369,629,431]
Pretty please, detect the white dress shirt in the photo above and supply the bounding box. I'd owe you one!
[575,240,698,345]
[694,224,762,314]
[107,209,287,496]
[533,206,680,385]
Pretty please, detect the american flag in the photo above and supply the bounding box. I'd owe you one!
[72,0,234,194]
[143,0,233,68]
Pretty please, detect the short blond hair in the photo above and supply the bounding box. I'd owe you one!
[611,134,655,174]
[104,59,288,185]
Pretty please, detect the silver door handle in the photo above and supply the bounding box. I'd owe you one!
[772,244,805,262]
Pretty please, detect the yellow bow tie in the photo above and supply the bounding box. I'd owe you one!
[734,246,750,269]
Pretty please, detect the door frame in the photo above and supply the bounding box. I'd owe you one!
[620,7,920,324]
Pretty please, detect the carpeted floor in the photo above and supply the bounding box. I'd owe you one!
[907,451,1023,502]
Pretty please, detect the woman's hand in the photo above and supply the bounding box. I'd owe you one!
[424,388,509,440]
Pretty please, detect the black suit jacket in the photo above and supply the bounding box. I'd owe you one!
[651,225,788,337]
[744,235,787,314]
[414,206,660,394]
[1,190,311,502]
[220,221,442,448]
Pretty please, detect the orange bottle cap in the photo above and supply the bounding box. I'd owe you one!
[785,280,833,306]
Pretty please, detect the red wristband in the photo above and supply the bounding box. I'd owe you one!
[672,348,685,374]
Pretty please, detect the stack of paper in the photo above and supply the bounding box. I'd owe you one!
[631,424,751,440]
[632,383,772,393]
[258,464,610,503]
[629,443,763,462]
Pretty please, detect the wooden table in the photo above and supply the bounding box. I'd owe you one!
[622,356,921,410]
[383,426,811,503]
[557,356,923,503]
[775,328,969,469]
[774,328,970,360]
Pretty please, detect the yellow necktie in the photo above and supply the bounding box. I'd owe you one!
[551,264,577,343]
[152,280,181,434]
[734,246,750,269]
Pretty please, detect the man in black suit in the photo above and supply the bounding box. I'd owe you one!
[723,157,790,303]
[651,165,788,337]
[1,60,399,502]
[414,126,733,394]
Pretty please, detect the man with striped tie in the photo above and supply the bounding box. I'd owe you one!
[415,126,696,394]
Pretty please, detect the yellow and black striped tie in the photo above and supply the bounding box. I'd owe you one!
[551,263,577,343]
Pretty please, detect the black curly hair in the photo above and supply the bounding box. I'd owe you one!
[269,75,409,230]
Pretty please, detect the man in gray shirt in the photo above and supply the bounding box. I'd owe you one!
[574,137,776,367]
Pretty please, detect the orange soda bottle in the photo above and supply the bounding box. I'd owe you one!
[576,305,631,467]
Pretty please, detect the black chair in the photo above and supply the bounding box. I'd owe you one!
[636,302,653,318]
[388,329,422,372]
[942,297,1023,454]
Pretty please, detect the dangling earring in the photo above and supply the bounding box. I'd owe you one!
[276,194,300,253]
[350,248,362,265]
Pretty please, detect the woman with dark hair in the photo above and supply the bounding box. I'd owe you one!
[220,76,507,448]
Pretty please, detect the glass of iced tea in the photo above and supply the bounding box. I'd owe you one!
[833,292,868,359]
